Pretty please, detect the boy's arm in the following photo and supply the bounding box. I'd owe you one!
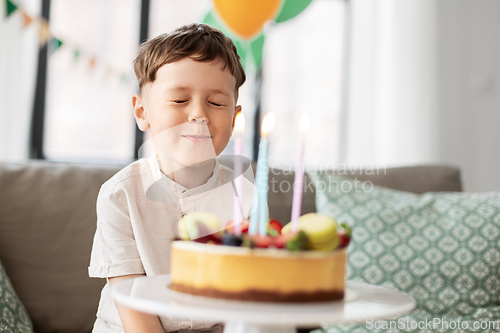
[109,274,164,333]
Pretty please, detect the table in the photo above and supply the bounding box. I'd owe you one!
[112,274,416,333]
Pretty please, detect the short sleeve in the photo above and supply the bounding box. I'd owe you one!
[88,185,145,278]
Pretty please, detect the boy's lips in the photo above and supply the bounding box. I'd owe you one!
[182,134,212,142]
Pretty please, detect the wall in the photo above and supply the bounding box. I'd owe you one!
[345,0,500,191]
[437,0,500,191]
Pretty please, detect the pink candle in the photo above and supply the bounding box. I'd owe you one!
[290,114,309,232]
[233,113,245,235]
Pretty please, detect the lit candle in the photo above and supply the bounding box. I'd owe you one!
[233,113,245,235]
[249,112,275,236]
[290,113,309,232]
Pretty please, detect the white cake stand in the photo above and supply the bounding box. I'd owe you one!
[112,274,415,333]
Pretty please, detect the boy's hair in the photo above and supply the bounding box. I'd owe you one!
[134,23,246,95]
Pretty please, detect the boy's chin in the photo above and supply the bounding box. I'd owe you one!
[159,153,216,172]
[182,158,215,168]
[178,150,217,167]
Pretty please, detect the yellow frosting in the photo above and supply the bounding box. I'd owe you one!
[171,241,346,294]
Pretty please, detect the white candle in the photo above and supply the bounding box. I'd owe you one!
[233,113,245,235]
[291,113,309,232]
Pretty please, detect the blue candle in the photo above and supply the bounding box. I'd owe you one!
[258,138,269,236]
[249,113,275,236]
[249,151,263,235]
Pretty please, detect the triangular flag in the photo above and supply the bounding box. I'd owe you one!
[5,0,18,17]
[105,66,114,77]
[39,19,51,45]
[88,56,96,70]
[50,37,63,51]
[20,9,33,28]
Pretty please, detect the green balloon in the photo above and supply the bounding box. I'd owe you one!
[275,0,313,23]
[250,34,265,69]
[202,9,249,70]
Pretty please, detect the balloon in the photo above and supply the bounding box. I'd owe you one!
[202,9,249,69]
[250,34,265,69]
[213,0,283,40]
[275,0,313,23]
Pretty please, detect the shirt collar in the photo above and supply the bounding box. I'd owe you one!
[146,154,222,202]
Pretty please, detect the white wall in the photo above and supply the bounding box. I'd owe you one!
[436,0,500,191]
[346,0,500,192]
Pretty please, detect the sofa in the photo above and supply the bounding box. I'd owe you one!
[0,158,463,333]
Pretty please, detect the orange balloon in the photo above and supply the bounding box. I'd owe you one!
[213,0,283,40]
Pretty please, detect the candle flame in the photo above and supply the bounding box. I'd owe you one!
[234,113,245,133]
[261,112,275,137]
[299,113,310,133]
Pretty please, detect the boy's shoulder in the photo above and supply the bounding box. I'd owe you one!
[101,156,157,193]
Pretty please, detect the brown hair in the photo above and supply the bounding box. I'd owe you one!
[133,23,246,95]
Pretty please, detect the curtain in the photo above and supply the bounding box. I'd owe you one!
[345,0,440,167]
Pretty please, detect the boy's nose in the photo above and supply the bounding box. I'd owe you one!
[187,102,209,124]
[189,117,207,123]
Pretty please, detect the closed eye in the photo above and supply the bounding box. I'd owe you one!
[174,100,187,104]
[210,102,222,107]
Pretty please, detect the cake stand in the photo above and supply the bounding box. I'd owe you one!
[112,274,415,333]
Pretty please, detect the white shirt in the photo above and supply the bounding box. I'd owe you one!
[89,154,254,332]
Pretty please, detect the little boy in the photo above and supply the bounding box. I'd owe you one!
[89,24,253,333]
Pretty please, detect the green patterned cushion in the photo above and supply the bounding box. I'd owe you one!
[0,260,33,333]
[310,174,500,333]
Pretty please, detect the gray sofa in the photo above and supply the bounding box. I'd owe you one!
[0,158,462,333]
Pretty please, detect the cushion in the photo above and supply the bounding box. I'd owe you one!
[310,173,500,332]
[233,162,461,225]
[0,161,121,333]
[0,259,33,333]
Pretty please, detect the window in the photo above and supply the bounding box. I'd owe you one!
[263,0,346,169]
[36,0,346,165]
[44,0,140,163]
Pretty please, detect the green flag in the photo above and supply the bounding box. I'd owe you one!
[51,37,63,51]
[6,0,18,17]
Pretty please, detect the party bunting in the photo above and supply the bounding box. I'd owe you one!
[50,37,63,51]
[88,57,96,70]
[4,0,227,84]
[20,9,33,28]
[105,67,115,77]
[39,20,51,45]
[5,0,18,17]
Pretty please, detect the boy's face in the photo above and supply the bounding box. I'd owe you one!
[133,57,241,168]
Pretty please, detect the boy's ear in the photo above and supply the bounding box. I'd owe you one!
[232,105,242,128]
[132,94,150,131]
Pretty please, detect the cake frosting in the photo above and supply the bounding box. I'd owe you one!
[169,213,351,303]
[170,241,346,302]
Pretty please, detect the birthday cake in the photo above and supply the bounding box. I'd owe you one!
[169,213,351,302]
